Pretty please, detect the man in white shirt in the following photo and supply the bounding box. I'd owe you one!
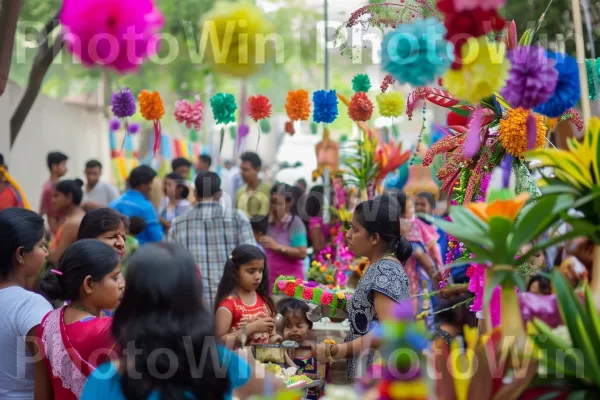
[81,160,120,210]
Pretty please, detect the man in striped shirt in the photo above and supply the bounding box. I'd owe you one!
[167,171,256,308]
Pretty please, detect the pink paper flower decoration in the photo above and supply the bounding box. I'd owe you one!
[468,264,501,327]
[174,96,204,131]
[59,0,164,73]
[277,280,287,291]
[453,0,505,11]
[302,287,314,301]
[321,292,333,306]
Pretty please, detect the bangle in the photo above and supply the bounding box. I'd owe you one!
[325,344,336,363]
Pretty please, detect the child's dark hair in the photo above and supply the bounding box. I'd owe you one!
[214,244,274,314]
[55,179,84,206]
[128,216,146,236]
[113,242,228,400]
[416,191,436,209]
[77,208,128,240]
[278,298,312,329]
[250,215,268,236]
[165,172,190,199]
[39,239,120,301]
[47,151,68,170]
[527,273,552,295]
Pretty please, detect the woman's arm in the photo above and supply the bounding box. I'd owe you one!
[46,221,76,265]
[28,327,53,400]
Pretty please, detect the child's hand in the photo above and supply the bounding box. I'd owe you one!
[269,334,283,344]
[248,317,275,334]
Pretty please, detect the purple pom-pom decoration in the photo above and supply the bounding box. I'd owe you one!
[238,123,250,138]
[109,118,121,131]
[127,123,140,134]
[501,46,559,110]
[111,87,136,118]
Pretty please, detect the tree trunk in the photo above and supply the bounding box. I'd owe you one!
[10,19,63,148]
[0,0,23,96]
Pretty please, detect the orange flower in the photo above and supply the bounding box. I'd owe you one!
[285,89,310,121]
[138,90,164,121]
[466,193,529,222]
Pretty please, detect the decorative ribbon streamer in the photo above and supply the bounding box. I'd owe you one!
[586,58,597,100]
[219,127,225,155]
[153,120,161,155]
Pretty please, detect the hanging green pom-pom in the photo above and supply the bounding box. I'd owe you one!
[259,119,271,133]
[352,74,371,93]
[310,122,318,134]
[229,125,237,140]
[391,124,399,138]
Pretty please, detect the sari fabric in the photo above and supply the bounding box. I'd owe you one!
[38,307,117,399]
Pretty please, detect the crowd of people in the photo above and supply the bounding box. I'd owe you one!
[0,148,594,400]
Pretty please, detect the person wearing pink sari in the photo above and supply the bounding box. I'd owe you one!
[37,239,124,399]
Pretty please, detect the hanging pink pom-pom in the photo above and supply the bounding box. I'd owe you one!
[174,96,204,131]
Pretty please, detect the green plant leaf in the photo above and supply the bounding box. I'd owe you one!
[532,318,581,377]
[510,194,573,253]
[519,29,532,45]
[448,107,472,117]
[450,206,491,237]
[519,229,587,263]
[538,182,583,197]
[487,217,513,263]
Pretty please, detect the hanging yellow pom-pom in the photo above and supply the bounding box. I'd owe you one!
[376,91,405,118]
[138,90,164,121]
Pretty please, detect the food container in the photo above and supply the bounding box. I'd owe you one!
[252,341,298,364]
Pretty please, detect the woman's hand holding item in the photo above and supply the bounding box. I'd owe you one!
[248,317,275,334]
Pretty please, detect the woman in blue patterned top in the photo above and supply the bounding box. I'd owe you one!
[311,196,412,383]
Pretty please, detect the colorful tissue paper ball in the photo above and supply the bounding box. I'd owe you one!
[111,88,136,118]
[285,90,311,121]
[210,93,237,125]
[534,51,581,118]
[302,287,314,301]
[376,91,405,118]
[174,97,204,131]
[59,0,164,73]
[442,37,509,104]
[382,18,453,87]
[138,90,164,121]
[199,2,274,78]
[348,92,374,122]
[284,283,296,297]
[109,118,121,131]
[312,90,338,124]
[501,46,559,110]
[499,108,547,158]
[248,95,272,122]
[320,291,333,306]
[127,122,140,134]
[352,74,371,93]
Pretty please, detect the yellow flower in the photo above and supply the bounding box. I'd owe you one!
[375,91,405,118]
[320,266,327,273]
[199,1,274,78]
[336,291,345,300]
[311,261,318,267]
[498,108,547,158]
[325,274,333,281]
[466,193,529,223]
[443,37,509,104]
[416,311,429,320]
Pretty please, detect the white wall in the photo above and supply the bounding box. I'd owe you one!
[0,81,110,210]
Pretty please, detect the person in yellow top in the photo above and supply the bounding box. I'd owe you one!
[236,152,271,218]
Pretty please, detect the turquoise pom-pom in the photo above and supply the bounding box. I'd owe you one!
[352,74,371,93]
[210,93,237,125]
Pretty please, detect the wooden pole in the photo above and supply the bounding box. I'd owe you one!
[571,0,591,122]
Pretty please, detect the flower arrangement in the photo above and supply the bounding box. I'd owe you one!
[352,74,371,93]
[312,90,339,124]
[273,276,352,317]
[348,92,373,122]
[174,96,203,131]
[138,90,164,154]
[59,0,164,73]
[111,88,136,142]
[285,90,311,121]
[210,93,237,154]
[248,95,272,122]
[375,92,405,118]
[382,18,453,86]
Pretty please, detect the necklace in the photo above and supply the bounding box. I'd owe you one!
[71,305,98,317]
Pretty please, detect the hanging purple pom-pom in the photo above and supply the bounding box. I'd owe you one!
[127,123,140,134]
[111,88,136,118]
[109,118,121,131]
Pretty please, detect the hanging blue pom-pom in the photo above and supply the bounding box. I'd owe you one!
[312,90,338,124]
[534,51,581,118]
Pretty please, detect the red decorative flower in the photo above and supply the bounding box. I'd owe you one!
[285,120,295,135]
[302,287,314,301]
[284,282,296,297]
[348,92,373,122]
[248,95,272,122]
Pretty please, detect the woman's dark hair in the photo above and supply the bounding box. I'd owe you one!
[527,273,552,295]
[0,208,45,279]
[77,208,128,240]
[270,183,298,228]
[39,239,120,301]
[165,172,190,199]
[55,178,84,205]
[354,196,412,264]
[278,298,313,329]
[214,244,275,314]
[113,243,228,400]
[390,191,408,216]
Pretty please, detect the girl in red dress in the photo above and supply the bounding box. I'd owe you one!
[215,244,282,348]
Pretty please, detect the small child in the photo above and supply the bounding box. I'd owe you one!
[280,299,320,400]
[215,244,281,348]
[250,216,268,253]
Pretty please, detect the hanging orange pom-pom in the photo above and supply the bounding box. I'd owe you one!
[285,89,310,121]
[348,92,373,122]
[138,90,165,121]
[248,95,272,122]
[285,120,295,135]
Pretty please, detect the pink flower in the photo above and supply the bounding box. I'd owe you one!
[302,287,314,301]
[174,96,204,131]
[468,264,501,327]
[336,270,348,287]
[453,0,505,11]
[277,280,287,291]
[60,0,164,73]
[321,292,333,306]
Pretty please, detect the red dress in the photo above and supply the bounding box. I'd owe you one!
[37,307,118,400]
[217,294,273,345]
